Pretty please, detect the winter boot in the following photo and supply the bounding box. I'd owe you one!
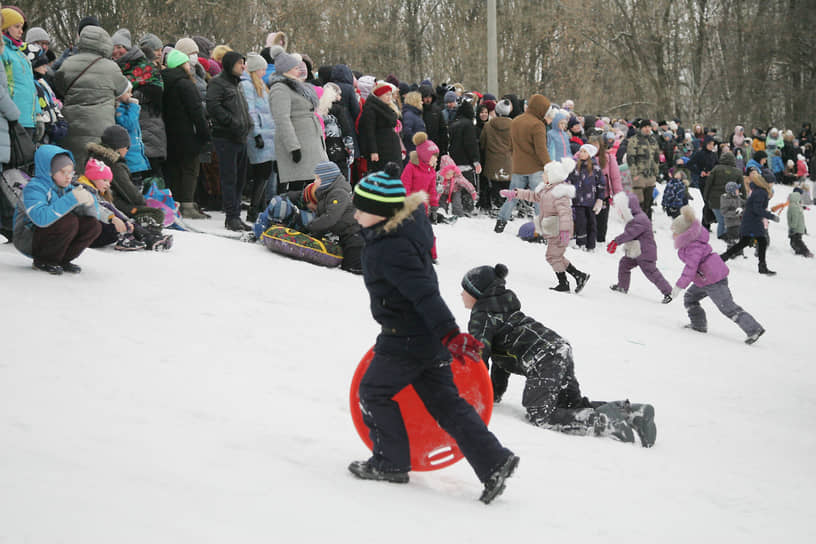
[620,401,657,448]
[115,233,147,251]
[758,262,776,276]
[610,284,628,294]
[180,202,208,220]
[348,459,409,484]
[479,454,520,504]
[745,328,766,345]
[661,293,673,304]
[149,233,174,251]
[566,264,590,293]
[684,323,707,333]
[61,262,82,274]
[494,219,507,233]
[594,402,636,444]
[225,217,253,232]
[32,261,63,275]
[550,271,570,292]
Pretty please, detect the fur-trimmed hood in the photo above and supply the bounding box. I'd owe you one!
[674,219,708,249]
[86,142,123,165]
[382,192,427,233]
[612,191,640,224]
[537,180,575,199]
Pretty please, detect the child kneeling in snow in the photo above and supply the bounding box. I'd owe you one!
[80,159,173,251]
[669,206,765,344]
[438,154,478,219]
[461,263,656,447]
[607,191,673,303]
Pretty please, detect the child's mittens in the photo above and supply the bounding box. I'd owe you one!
[534,182,547,195]
[559,230,570,246]
[606,240,618,254]
[499,189,516,199]
[71,186,94,206]
[592,198,603,215]
[442,329,485,362]
[670,285,683,300]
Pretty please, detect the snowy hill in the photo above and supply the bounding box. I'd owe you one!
[1,185,813,543]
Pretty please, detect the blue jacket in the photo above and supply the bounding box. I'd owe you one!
[770,155,784,174]
[547,112,571,161]
[401,104,426,153]
[740,182,775,237]
[360,193,457,341]
[115,101,151,174]
[13,145,99,256]
[240,76,276,164]
[2,35,41,128]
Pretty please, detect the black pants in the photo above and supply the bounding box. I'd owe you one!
[722,235,768,264]
[32,214,101,265]
[596,202,610,243]
[790,233,811,256]
[359,334,511,480]
[573,206,597,249]
[165,153,201,203]
[248,161,273,215]
[640,185,655,220]
[213,139,248,220]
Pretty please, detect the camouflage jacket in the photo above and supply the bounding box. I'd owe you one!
[626,132,660,187]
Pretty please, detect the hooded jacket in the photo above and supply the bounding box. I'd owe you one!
[787,191,806,234]
[612,192,658,261]
[360,192,457,340]
[206,52,252,143]
[55,26,130,169]
[673,220,729,288]
[401,104,425,153]
[421,99,448,155]
[161,65,211,157]
[2,34,40,128]
[448,102,480,167]
[703,151,741,209]
[329,64,360,157]
[480,116,512,181]
[740,181,775,237]
[401,149,439,208]
[13,145,97,256]
[510,94,551,175]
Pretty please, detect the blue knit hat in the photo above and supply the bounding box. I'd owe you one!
[725,182,739,195]
[353,163,406,217]
[314,161,341,187]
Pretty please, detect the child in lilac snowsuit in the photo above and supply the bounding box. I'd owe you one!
[607,192,673,302]
[669,206,765,345]
[569,143,606,250]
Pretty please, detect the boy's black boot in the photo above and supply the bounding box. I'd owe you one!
[550,272,570,292]
[348,459,409,484]
[566,264,590,293]
[479,454,520,504]
[758,262,776,275]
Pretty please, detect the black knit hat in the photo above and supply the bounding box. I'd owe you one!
[77,16,100,36]
[352,163,406,218]
[753,150,767,162]
[101,125,130,150]
[462,264,508,299]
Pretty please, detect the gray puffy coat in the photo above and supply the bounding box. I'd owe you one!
[0,63,21,165]
[54,26,130,171]
[268,75,327,183]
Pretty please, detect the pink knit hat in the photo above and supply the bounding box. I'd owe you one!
[84,158,113,182]
[413,132,439,165]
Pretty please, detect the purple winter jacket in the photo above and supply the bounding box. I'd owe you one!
[612,192,658,261]
[673,219,729,288]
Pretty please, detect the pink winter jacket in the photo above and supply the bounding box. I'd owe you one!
[516,181,576,235]
[674,220,730,288]
[401,157,439,208]
[603,150,623,200]
[438,155,477,202]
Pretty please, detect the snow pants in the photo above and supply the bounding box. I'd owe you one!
[684,278,763,336]
[32,214,100,266]
[790,233,811,256]
[617,256,672,295]
[573,205,597,249]
[545,234,570,273]
[359,334,512,481]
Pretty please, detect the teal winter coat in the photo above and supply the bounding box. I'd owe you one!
[2,34,40,128]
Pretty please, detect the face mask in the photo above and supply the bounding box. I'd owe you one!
[188,54,198,66]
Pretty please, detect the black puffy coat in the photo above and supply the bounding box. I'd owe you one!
[422,101,448,155]
[448,102,480,166]
[358,95,401,165]
[360,193,456,339]
[205,53,252,143]
[162,66,210,157]
[330,64,361,157]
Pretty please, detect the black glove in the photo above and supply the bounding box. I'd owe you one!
[291,149,302,163]
[771,215,780,223]
[254,135,264,149]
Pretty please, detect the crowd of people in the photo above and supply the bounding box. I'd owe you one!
[1,7,813,503]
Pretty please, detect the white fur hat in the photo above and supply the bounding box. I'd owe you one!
[544,157,576,185]
[577,143,598,158]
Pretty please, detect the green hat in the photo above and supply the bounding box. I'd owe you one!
[166,49,189,69]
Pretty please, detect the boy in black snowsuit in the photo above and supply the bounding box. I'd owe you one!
[461,263,656,447]
[349,164,519,504]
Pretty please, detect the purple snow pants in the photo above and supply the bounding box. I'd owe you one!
[617,256,671,296]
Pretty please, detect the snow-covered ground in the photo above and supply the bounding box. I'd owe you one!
[1,185,813,543]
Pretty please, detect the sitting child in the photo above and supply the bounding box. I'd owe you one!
[661,169,689,218]
[438,154,478,219]
[254,162,363,273]
[13,145,101,274]
[669,206,765,344]
[79,159,173,251]
[461,263,656,447]
[719,181,744,251]
[787,188,813,257]
[87,125,165,227]
[607,192,673,303]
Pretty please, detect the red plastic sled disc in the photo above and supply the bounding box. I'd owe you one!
[349,346,494,472]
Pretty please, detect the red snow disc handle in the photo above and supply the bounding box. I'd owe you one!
[349,346,494,471]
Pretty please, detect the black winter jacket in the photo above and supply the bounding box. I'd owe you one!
[205,58,252,143]
[422,101,448,155]
[448,105,480,166]
[358,95,401,164]
[162,66,210,156]
[361,193,457,340]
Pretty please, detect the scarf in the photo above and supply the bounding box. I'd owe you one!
[270,74,319,110]
[3,31,22,48]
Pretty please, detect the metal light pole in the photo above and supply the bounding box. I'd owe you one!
[487,0,498,96]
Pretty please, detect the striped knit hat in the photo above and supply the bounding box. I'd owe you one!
[462,264,509,299]
[353,164,406,217]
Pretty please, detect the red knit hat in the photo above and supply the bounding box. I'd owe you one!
[372,81,393,98]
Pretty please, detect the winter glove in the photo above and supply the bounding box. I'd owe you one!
[735,207,743,215]
[559,230,570,247]
[254,135,265,149]
[71,186,94,206]
[771,214,780,223]
[442,330,485,362]
[291,149,302,163]
[606,240,618,254]
[671,285,683,300]
[592,198,603,215]
[499,189,516,199]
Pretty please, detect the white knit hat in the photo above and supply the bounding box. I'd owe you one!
[577,143,598,158]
